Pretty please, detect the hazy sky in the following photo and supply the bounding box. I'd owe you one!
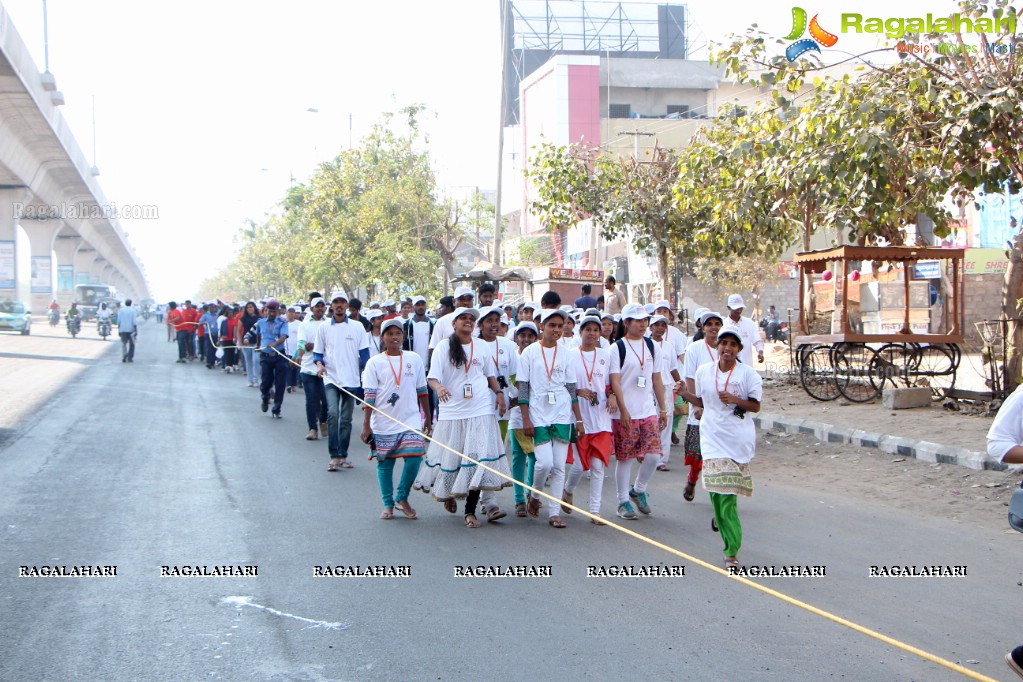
[1,0,942,299]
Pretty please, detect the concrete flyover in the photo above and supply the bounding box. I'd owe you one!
[0,2,149,313]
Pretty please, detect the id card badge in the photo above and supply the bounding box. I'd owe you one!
[463,384,473,399]
[637,376,647,388]
[547,390,557,405]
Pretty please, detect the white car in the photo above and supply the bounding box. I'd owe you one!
[0,300,32,335]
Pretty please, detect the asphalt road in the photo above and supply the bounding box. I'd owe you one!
[1,321,1021,681]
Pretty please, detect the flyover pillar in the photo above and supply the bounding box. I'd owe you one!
[52,229,82,309]
[73,245,97,292]
[21,218,61,313]
[0,188,31,303]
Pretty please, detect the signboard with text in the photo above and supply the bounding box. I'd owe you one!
[548,267,604,282]
[0,241,14,289]
[963,248,1009,275]
[31,256,52,293]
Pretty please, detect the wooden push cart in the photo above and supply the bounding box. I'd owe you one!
[793,246,965,403]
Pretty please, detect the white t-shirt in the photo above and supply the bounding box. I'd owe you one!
[726,315,763,365]
[561,335,580,350]
[694,361,763,464]
[507,350,525,430]
[429,311,480,350]
[652,337,679,387]
[368,332,383,356]
[485,336,518,422]
[362,351,427,435]
[428,338,497,421]
[987,383,1023,460]
[313,317,370,387]
[667,325,689,359]
[517,341,575,427]
[683,338,719,426]
[298,316,328,375]
[97,308,112,321]
[411,319,431,365]
[573,346,613,434]
[609,337,659,421]
[286,320,302,357]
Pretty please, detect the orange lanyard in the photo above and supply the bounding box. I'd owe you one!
[704,338,719,363]
[492,342,501,372]
[386,352,402,389]
[715,362,736,394]
[464,340,474,377]
[540,343,558,381]
[581,349,597,387]
[625,338,646,368]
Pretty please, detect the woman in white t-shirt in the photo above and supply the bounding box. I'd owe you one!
[563,315,617,525]
[518,309,584,528]
[508,321,538,517]
[680,310,724,503]
[413,308,510,528]
[690,329,763,571]
[649,315,682,470]
[366,310,384,355]
[361,319,432,520]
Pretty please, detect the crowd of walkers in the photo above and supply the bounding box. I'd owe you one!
[165,285,766,569]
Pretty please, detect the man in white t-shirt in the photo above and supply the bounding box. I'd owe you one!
[428,286,475,358]
[314,291,370,471]
[298,297,330,441]
[726,294,764,366]
[403,295,434,368]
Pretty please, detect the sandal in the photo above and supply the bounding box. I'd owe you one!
[548,516,567,528]
[590,517,607,526]
[486,507,507,523]
[683,482,695,502]
[657,463,670,471]
[380,508,393,520]
[395,500,417,520]
[327,458,341,472]
[464,514,481,528]
[725,558,741,571]
[339,460,354,469]
[515,502,528,517]
[526,496,541,518]
[443,499,458,514]
[560,491,573,514]
[711,517,718,532]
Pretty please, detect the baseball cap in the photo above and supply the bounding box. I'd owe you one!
[452,306,481,322]
[700,310,723,325]
[643,303,656,314]
[380,318,405,335]
[500,314,510,325]
[541,309,568,323]
[694,307,709,322]
[265,300,280,311]
[515,321,538,336]
[477,305,503,322]
[650,315,668,326]
[653,300,671,312]
[287,305,298,313]
[579,315,602,330]
[727,294,746,310]
[622,303,650,321]
[454,286,474,299]
[412,295,427,305]
[310,297,326,307]
[365,309,384,320]
[718,326,743,347]
[330,290,349,302]
[383,299,395,308]
[560,304,574,313]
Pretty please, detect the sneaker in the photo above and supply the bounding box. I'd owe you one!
[629,487,651,515]
[319,422,329,438]
[306,429,318,441]
[617,502,638,520]
[271,412,281,419]
[261,398,269,413]
[1007,645,1023,679]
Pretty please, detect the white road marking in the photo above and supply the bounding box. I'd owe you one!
[221,596,349,631]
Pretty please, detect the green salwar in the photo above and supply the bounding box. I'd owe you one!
[709,492,742,558]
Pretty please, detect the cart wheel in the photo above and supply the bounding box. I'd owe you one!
[910,345,957,399]
[799,344,841,401]
[870,343,913,393]
[834,343,881,402]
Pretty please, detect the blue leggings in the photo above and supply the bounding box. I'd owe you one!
[377,456,423,508]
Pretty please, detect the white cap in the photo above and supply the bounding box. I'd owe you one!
[330,290,349,302]
[520,301,538,311]
[560,304,573,313]
[454,286,475,299]
[541,309,568,323]
[579,315,602,330]
[477,305,503,322]
[500,314,510,325]
[694,307,709,322]
[700,310,724,325]
[452,306,480,322]
[643,303,656,314]
[621,303,650,321]
[287,305,298,313]
[380,318,405,335]
[653,300,671,312]
[515,321,538,336]
[383,299,395,307]
[532,309,543,320]
[309,297,326,307]
[727,294,746,310]
[365,309,384,320]
[718,323,743,346]
[650,315,668,326]
[412,295,427,305]
[370,301,381,308]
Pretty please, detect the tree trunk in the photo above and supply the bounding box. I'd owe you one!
[657,241,670,303]
[1001,232,1023,395]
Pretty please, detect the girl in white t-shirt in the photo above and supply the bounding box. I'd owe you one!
[690,329,762,571]
[680,311,723,503]
[508,322,538,517]
[361,319,432,520]
[649,316,682,470]
[563,315,617,524]
[518,309,584,528]
[412,308,510,528]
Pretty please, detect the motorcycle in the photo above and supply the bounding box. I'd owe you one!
[97,317,112,340]
[48,309,60,327]
[66,315,81,338]
[759,315,789,343]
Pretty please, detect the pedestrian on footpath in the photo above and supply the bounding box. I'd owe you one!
[563,315,616,525]
[298,297,329,441]
[517,309,583,528]
[725,294,764,365]
[680,310,724,502]
[237,301,262,387]
[314,291,370,471]
[117,298,138,363]
[507,321,538,517]
[167,301,190,363]
[690,328,762,571]
[476,305,516,522]
[254,300,289,419]
[649,315,682,472]
[608,304,668,520]
[361,318,432,520]
[413,307,510,528]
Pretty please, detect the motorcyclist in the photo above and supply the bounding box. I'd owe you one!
[48,299,60,325]
[66,303,81,332]
[96,302,113,335]
[765,305,780,341]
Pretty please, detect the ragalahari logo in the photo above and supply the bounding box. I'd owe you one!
[785,7,839,61]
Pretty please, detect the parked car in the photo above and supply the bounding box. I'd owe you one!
[0,300,31,335]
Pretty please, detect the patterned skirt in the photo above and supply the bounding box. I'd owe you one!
[701,457,753,497]
[611,415,661,461]
[413,414,512,500]
[684,424,702,466]
[374,430,426,459]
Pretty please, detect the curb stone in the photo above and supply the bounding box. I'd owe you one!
[755,412,1003,472]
